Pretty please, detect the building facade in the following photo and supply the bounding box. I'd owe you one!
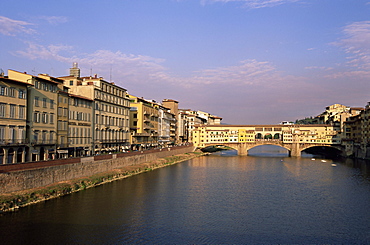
[0,76,29,164]
[60,74,131,154]
[8,70,61,161]
[129,95,159,150]
[68,93,93,157]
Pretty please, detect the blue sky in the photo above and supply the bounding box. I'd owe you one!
[1,0,370,124]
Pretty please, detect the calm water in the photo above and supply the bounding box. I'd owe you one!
[1,146,370,244]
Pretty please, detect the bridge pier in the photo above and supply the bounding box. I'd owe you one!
[236,143,248,155]
[290,143,301,157]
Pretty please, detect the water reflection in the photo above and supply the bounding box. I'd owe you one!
[1,146,370,244]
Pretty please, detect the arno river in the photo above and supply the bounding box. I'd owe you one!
[1,146,370,244]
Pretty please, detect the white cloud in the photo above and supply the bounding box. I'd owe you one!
[304,66,333,71]
[15,42,73,62]
[0,16,35,36]
[37,16,68,25]
[333,21,370,71]
[191,60,278,86]
[201,0,300,9]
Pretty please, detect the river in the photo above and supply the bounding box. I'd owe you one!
[1,146,370,244]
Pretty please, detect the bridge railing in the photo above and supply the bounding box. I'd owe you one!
[255,139,281,142]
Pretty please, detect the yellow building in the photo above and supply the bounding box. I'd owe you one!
[0,75,29,164]
[8,70,61,161]
[38,74,70,159]
[128,94,159,150]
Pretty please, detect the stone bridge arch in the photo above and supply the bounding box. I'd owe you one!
[300,144,344,156]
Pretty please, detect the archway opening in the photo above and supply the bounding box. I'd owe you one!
[248,145,289,157]
[302,146,342,159]
[264,133,272,139]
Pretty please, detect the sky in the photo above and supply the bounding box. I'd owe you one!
[1,0,370,124]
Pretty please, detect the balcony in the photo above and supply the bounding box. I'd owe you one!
[31,139,57,145]
[0,139,29,146]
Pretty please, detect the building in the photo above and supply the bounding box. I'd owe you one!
[60,69,131,154]
[158,104,176,146]
[38,74,70,159]
[0,75,29,164]
[67,93,93,157]
[8,70,62,161]
[128,95,159,150]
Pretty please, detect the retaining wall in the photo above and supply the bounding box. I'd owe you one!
[0,146,195,194]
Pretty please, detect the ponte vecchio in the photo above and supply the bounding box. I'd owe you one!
[192,124,342,157]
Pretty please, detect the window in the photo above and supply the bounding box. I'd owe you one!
[42,112,48,123]
[8,88,15,97]
[19,106,25,119]
[34,111,40,123]
[35,97,39,107]
[63,108,68,117]
[0,126,4,143]
[19,89,26,99]
[70,80,73,86]
[33,130,39,142]
[50,113,54,124]
[0,103,6,117]
[0,86,6,96]
[9,104,16,118]
[9,127,16,143]
[50,100,54,109]
[35,81,40,89]
[43,98,47,108]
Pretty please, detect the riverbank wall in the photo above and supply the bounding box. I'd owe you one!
[0,145,195,195]
[0,145,200,213]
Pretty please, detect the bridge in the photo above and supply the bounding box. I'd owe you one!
[192,124,343,157]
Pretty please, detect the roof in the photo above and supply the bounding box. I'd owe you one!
[69,93,94,101]
[0,77,34,86]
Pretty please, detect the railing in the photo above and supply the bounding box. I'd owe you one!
[31,140,57,145]
[97,139,128,143]
[255,139,281,142]
[0,139,29,145]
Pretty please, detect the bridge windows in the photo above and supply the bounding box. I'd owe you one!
[264,134,272,139]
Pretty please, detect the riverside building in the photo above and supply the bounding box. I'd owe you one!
[128,94,159,150]
[60,64,131,155]
[7,69,62,161]
[0,74,29,164]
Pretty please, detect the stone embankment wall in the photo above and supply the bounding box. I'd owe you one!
[0,145,195,195]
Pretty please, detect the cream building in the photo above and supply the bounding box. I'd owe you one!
[60,71,131,155]
[8,70,61,161]
[158,104,176,146]
[68,93,93,157]
[0,75,29,164]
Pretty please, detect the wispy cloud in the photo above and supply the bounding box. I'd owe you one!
[330,21,370,78]
[37,16,68,25]
[191,60,278,86]
[201,0,300,9]
[15,42,73,62]
[0,16,35,36]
